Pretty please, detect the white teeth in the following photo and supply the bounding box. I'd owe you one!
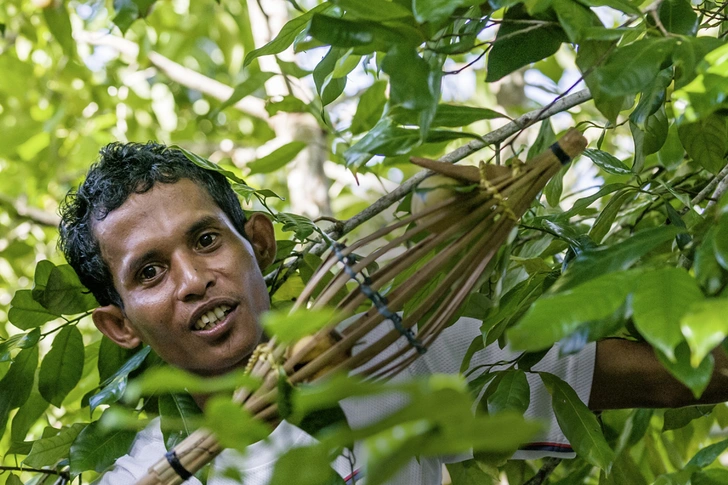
[195,305,231,330]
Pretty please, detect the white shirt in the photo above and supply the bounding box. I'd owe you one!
[98,317,595,484]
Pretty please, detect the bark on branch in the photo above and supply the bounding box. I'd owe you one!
[0,195,60,227]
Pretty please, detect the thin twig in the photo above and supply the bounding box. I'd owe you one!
[522,457,562,485]
[0,465,70,481]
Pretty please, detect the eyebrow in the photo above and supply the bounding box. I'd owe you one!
[185,215,222,241]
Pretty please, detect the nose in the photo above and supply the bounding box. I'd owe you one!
[174,253,214,302]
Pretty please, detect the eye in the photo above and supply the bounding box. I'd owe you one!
[140,265,161,281]
[197,232,218,249]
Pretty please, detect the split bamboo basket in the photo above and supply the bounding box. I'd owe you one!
[135,128,587,485]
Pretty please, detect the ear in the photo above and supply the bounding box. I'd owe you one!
[92,305,142,349]
[244,212,277,270]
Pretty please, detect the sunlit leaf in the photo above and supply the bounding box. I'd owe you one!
[247,142,307,175]
[582,149,632,175]
[261,307,339,344]
[486,369,530,414]
[677,115,728,174]
[680,298,728,367]
[655,342,714,398]
[351,80,388,135]
[24,423,85,468]
[632,268,703,361]
[8,290,60,330]
[69,414,137,474]
[203,396,271,453]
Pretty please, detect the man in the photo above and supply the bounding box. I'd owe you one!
[59,142,728,484]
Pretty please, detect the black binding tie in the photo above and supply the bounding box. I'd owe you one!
[165,450,193,481]
[549,142,571,165]
[333,242,427,354]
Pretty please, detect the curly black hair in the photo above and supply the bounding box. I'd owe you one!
[58,142,247,308]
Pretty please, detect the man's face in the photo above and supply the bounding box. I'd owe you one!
[92,179,273,376]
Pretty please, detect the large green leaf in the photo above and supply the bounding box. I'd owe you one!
[507,270,640,351]
[36,264,98,315]
[632,268,704,361]
[243,3,333,68]
[39,325,85,407]
[658,0,698,35]
[552,0,598,43]
[687,437,728,468]
[381,45,437,112]
[630,69,672,128]
[0,328,40,363]
[589,189,635,244]
[0,346,39,435]
[8,289,60,330]
[11,387,49,444]
[159,393,201,450]
[486,369,530,414]
[412,0,481,24]
[89,345,151,413]
[69,416,137,474]
[540,372,614,471]
[655,342,714,398]
[334,0,414,21]
[97,336,137,383]
[582,149,632,175]
[550,226,682,292]
[261,307,338,344]
[24,423,85,468]
[204,396,271,453]
[247,142,307,175]
[578,40,630,123]
[487,6,567,82]
[351,80,388,134]
[269,445,344,485]
[43,2,75,58]
[594,38,677,97]
[680,298,728,367]
[677,114,727,174]
[691,469,728,485]
[713,212,728,270]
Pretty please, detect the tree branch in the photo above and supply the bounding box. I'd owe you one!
[0,465,70,482]
[0,195,60,227]
[74,31,269,120]
[523,457,562,485]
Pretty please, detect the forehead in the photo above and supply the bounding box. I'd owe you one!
[92,179,226,266]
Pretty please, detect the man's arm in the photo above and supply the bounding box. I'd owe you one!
[588,339,728,410]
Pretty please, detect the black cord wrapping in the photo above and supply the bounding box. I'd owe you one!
[332,242,427,354]
[165,450,193,481]
[549,141,572,165]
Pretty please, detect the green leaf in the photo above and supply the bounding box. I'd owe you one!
[687,437,728,468]
[243,3,333,68]
[214,70,275,115]
[0,346,39,435]
[594,38,676,97]
[275,212,319,240]
[89,345,151,413]
[333,0,414,21]
[656,343,714,399]
[577,40,630,123]
[309,14,373,48]
[247,142,307,175]
[582,149,632,175]
[38,326,85,407]
[551,226,683,292]
[508,270,639,351]
[4,474,22,485]
[381,45,436,112]
[203,396,271,453]
[446,460,497,485]
[641,107,669,156]
[663,405,713,431]
[575,0,640,14]
[632,268,704,361]
[544,165,568,207]
[681,298,728,367]
[589,190,634,244]
[658,0,698,35]
[552,0,598,43]
[0,328,40,363]
[630,69,672,129]
[43,2,75,58]
[127,366,259,398]
[270,445,344,485]
[8,290,60,330]
[265,95,309,116]
[312,47,349,107]
[560,183,626,218]
[429,104,505,127]
[261,307,338,344]
[37,264,98,315]
[677,114,727,174]
[412,0,480,24]
[540,372,615,471]
[486,369,530,414]
[69,415,137,474]
[173,145,246,184]
[351,80,388,134]
[98,336,137,383]
[11,387,49,444]
[713,212,728,270]
[487,6,567,82]
[159,393,201,449]
[691,469,728,485]
[24,423,85,468]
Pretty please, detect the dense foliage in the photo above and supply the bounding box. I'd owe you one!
[2,0,728,483]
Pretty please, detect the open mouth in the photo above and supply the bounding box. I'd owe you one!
[193,304,232,331]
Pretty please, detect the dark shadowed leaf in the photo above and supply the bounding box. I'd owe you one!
[69,416,137,474]
[691,469,728,485]
[487,6,567,81]
[0,346,39,435]
[24,423,85,468]
[589,189,635,243]
[630,69,672,128]
[8,290,60,330]
[663,405,713,431]
[594,38,676,97]
[11,387,49,444]
[351,80,388,134]
[39,325,85,407]
[713,213,728,270]
[540,372,614,470]
[687,437,728,468]
[486,369,530,414]
[159,393,201,450]
[658,0,698,35]
[89,346,151,413]
[334,0,413,21]
[656,343,714,399]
